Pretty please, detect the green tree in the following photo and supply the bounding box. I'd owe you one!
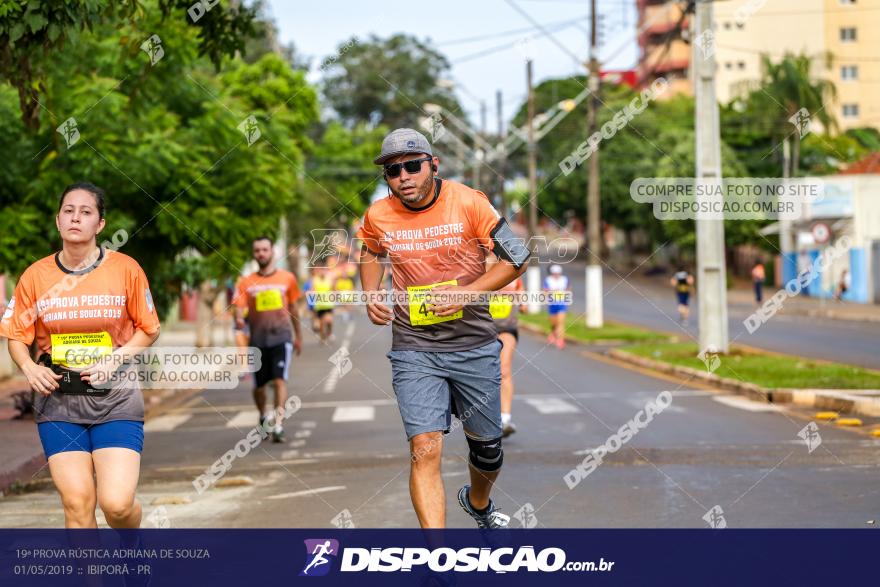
[321,34,463,128]
[0,3,318,318]
[740,53,837,178]
[295,121,386,239]
[0,0,259,128]
[508,76,748,252]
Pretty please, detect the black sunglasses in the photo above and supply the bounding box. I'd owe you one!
[384,156,432,178]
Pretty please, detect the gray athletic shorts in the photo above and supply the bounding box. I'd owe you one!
[387,340,502,441]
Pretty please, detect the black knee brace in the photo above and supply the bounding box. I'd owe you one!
[467,436,503,472]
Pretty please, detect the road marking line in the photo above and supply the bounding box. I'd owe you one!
[288,439,307,448]
[626,397,686,414]
[524,398,581,414]
[332,406,376,422]
[257,459,318,466]
[712,396,783,412]
[266,486,346,500]
[225,411,256,429]
[323,321,356,393]
[300,421,317,429]
[144,414,192,432]
[294,429,313,438]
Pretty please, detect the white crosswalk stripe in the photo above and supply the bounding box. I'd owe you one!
[225,410,257,429]
[144,414,192,432]
[524,397,581,414]
[331,406,376,422]
[713,396,783,412]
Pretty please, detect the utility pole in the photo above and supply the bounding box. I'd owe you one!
[496,89,507,215]
[526,59,541,314]
[693,0,729,352]
[779,140,795,284]
[585,0,603,328]
[475,100,487,188]
[526,59,538,238]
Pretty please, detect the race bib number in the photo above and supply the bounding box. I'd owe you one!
[489,294,513,320]
[255,289,284,312]
[51,332,113,368]
[408,280,463,326]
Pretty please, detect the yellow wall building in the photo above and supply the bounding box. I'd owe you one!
[636,0,879,129]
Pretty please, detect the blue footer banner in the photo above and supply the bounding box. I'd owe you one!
[0,529,876,586]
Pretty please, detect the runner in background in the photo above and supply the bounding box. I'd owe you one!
[233,236,302,442]
[311,265,335,344]
[543,264,569,349]
[334,260,356,323]
[302,269,320,336]
[0,182,160,529]
[670,265,695,325]
[488,256,527,437]
[751,260,765,305]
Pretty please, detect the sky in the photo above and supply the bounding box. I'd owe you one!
[266,0,639,127]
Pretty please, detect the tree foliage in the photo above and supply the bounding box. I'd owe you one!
[0,0,259,128]
[321,33,463,129]
[0,2,318,317]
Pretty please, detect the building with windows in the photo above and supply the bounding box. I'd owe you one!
[636,0,880,129]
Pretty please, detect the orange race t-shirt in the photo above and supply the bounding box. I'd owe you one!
[233,270,299,348]
[0,248,160,424]
[357,178,505,351]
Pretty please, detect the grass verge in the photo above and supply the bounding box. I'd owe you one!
[519,313,670,344]
[620,342,880,389]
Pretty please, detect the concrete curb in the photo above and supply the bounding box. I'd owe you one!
[0,385,210,495]
[0,451,46,494]
[784,307,880,324]
[606,348,880,419]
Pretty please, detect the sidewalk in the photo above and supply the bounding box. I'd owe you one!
[0,320,230,495]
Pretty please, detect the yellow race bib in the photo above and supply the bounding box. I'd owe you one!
[51,332,113,368]
[408,280,463,326]
[489,294,513,320]
[255,289,284,312]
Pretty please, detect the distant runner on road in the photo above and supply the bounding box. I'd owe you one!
[543,264,569,349]
[358,128,530,529]
[671,266,695,325]
[233,236,302,442]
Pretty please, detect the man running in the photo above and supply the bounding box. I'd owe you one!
[233,237,303,442]
[488,256,526,437]
[358,128,530,529]
[670,265,694,325]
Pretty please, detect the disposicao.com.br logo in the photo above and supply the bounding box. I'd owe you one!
[301,539,340,577]
[300,539,613,575]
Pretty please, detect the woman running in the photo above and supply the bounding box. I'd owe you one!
[488,257,527,437]
[543,264,569,349]
[0,182,160,528]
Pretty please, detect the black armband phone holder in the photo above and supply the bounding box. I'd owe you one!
[38,353,109,397]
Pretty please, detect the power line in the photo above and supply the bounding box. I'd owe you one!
[437,16,589,46]
[451,20,584,63]
[504,0,586,67]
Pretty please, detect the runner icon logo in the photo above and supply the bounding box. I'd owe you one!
[300,539,340,577]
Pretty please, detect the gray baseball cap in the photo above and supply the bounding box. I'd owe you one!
[374,128,433,165]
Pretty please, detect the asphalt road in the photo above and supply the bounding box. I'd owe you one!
[1,311,878,529]
[561,263,880,368]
